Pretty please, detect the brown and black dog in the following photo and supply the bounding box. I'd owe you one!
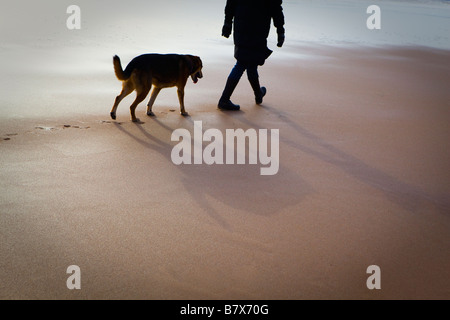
[110,54,203,122]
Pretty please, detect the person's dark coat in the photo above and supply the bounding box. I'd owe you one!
[224,0,285,66]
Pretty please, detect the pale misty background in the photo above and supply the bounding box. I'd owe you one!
[0,0,449,118]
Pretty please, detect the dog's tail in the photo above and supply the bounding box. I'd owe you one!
[113,55,129,81]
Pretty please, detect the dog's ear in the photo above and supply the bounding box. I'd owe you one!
[194,56,202,70]
[184,55,195,75]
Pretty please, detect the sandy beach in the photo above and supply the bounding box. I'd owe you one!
[1,0,450,300]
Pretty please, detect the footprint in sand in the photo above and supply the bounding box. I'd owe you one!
[3,125,91,142]
[35,125,91,132]
[101,120,123,125]
[2,133,18,141]
[62,124,90,129]
[35,126,56,131]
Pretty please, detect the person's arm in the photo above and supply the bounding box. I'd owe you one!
[271,0,285,47]
[222,0,236,38]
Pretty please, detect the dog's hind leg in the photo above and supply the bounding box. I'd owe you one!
[129,86,150,122]
[146,87,161,116]
[111,81,133,120]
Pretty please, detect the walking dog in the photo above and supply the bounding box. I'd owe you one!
[110,54,203,122]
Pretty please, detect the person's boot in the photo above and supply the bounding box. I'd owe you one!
[218,77,240,110]
[249,77,266,105]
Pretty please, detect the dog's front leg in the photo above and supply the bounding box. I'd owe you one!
[177,88,188,116]
[147,87,161,116]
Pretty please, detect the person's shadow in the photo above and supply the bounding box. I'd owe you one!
[113,103,449,230]
[245,104,450,215]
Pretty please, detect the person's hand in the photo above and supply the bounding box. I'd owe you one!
[277,33,285,48]
[222,23,232,38]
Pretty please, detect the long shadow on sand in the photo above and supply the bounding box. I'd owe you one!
[113,102,449,228]
[231,104,450,216]
[113,116,313,229]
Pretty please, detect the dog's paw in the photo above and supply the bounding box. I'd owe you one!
[147,111,155,117]
[110,112,116,120]
[181,111,189,117]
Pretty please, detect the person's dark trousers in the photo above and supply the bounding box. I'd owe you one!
[218,61,266,110]
[218,61,245,110]
[246,65,266,105]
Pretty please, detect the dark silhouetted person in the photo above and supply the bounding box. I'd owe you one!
[218,0,285,110]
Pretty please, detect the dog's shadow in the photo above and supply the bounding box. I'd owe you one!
[112,113,312,229]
